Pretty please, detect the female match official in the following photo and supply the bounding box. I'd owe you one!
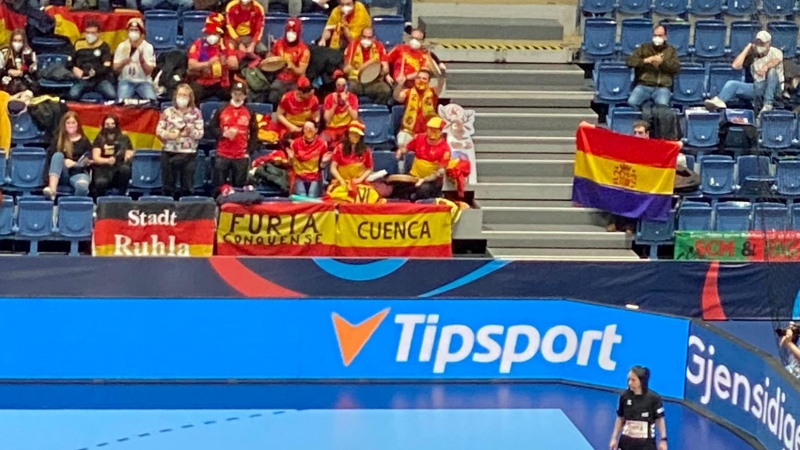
[609,366,668,450]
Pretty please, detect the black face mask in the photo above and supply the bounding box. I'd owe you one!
[104,127,119,137]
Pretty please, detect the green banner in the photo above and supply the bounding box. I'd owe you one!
[674,231,800,261]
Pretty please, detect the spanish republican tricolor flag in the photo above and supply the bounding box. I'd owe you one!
[69,102,162,150]
[0,3,26,48]
[45,7,142,51]
[572,121,680,221]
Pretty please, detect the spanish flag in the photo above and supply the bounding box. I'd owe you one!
[68,102,162,150]
[46,7,142,51]
[0,3,26,48]
[572,121,680,221]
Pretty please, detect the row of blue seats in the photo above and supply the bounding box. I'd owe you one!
[689,154,800,199]
[679,200,800,231]
[0,195,92,255]
[582,0,795,16]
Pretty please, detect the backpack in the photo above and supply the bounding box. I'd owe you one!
[155,49,188,96]
[641,104,682,141]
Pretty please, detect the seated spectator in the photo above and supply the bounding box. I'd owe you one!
[320,0,371,50]
[705,31,783,116]
[394,116,449,200]
[322,70,358,143]
[268,18,310,105]
[626,25,679,110]
[779,323,800,378]
[156,83,205,199]
[344,27,391,104]
[187,13,237,103]
[113,18,157,103]
[288,121,328,197]
[0,29,36,95]
[606,120,651,233]
[43,111,92,199]
[209,81,258,191]
[258,0,304,17]
[329,121,372,189]
[141,0,193,15]
[393,69,444,146]
[387,28,445,87]
[226,0,267,56]
[69,19,115,101]
[91,114,133,196]
[272,76,320,139]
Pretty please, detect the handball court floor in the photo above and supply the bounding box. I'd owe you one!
[0,383,752,450]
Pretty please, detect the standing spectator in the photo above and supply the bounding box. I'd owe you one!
[91,114,133,196]
[69,19,116,101]
[288,121,328,197]
[344,27,391,104]
[320,0,371,50]
[43,111,92,199]
[626,25,679,110]
[779,324,800,379]
[329,121,373,189]
[704,31,783,116]
[0,29,36,95]
[607,120,650,233]
[393,69,444,146]
[322,70,358,144]
[272,76,320,139]
[387,29,445,86]
[268,18,310,105]
[156,83,205,199]
[226,0,267,56]
[141,0,193,16]
[394,116,449,200]
[209,81,259,191]
[113,18,157,103]
[187,13,237,102]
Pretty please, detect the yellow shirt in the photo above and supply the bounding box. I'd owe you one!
[325,1,371,50]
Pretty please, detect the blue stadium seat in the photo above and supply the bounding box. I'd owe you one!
[37,53,74,90]
[181,11,210,47]
[618,0,651,15]
[8,147,46,195]
[129,150,163,194]
[689,0,723,15]
[140,195,173,202]
[723,0,756,16]
[761,0,795,15]
[728,21,760,55]
[671,63,706,104]
[684,111,721,148]
[678,201,713,231]
[776,159,800,198]
[145,10,179,51]
[179,196,215,202]
[15,196,54,255]
[299,13,328,45]
[635,210,676,259]
[359,106,393,146]
[655,0,688,15]
[373,15,404,49]
[759,110,794,150]
[372,151,400,175]
[0,195,13,236]
[707,64,745,98]
[581,18,617,60]
[723,109,755,149]
[619,18,653,56]
[609,107,641,135]
[791,204,800,229]
[737,155,771,185]
[753,202,789,231]
[594,63,632,103]
[662,21,690,57]
[0,152,6,185]
[391,105,404,134]
[767,21,798,56]
[10,111,44,145]
[264,13,290,47]
[693,20,727,59]
[97,195,133,203]
[249,102,274,115]
[161,101,173,111]
[30,37,71,55]
[582,0,615,14]
[55,196,93,255]
[700,156,735,196]
[714,201,751,231]
[192,153,208,194]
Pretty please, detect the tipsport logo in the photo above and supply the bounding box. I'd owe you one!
[331,309,623,374]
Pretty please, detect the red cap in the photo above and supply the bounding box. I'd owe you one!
[286,18,302,33]
[297,76,311,89]
[332,69,345,80]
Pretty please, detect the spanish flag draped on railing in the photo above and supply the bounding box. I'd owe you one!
[45,7,142,51]
[572,121,680,221]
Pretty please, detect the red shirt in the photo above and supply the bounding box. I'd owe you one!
[187,38,235,87]
[290,136,327,181]
[407,134,450,179]
[278,91,320,128]
[217,103,253,159]
[387,44,426,79]
[323,92,358,132]
[332,144,373,180]
[226,0,265,41]
[270,39,310,82]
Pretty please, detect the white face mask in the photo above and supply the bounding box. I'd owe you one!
[176,97,189,108]
[341,4,353,14]
[409,38,421,50]
[360,38,372,48]
[756,45,767,55]
[11,42,22,52]
[241,0,252,4]
[652,36,665,47]
[85,33,98,44]
[206,34,220,45]
[231,99,245,107]
[128,31,140,42]
[286,31,297,43]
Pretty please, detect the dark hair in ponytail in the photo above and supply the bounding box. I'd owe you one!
[630,365,650,393]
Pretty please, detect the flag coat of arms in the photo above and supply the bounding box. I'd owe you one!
[571,121,680,221]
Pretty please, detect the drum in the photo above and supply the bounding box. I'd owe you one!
[260,56,287,73]
[387,174,418,184]
[358,59,382,84]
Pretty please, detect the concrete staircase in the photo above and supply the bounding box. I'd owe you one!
[443,63,640,260]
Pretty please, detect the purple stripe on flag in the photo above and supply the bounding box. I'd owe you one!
[571,176,672,221]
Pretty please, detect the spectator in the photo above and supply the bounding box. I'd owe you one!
[141,0,193,15]
[69,19,116,101]
[779,323,800,378]
[330,121,373,189]
[705,31,783,116]
[322,70,358,144]
[91,114,133,196]
[272,76,320,139]
[607,120,652,234]
[187,13,237,102]
[393,69,444,146]
[209,81,259,191]
[226,0,267,56]
[156,83,205,199]
[268,18,310,105]
[626,25,679,110]
[321,0,371,50]
[258,0,304,17]
[344,27,391,104]
[113,18,157,103]
[387,28,445,86]
[0,29,36,95]
[394,116,449,200]
[288,121,328,197]
[43,111,92,200]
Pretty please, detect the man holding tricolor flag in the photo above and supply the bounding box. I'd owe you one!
[571,121,681,224]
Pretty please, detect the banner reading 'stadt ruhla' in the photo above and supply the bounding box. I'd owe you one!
[216,202,337,256]
[336,203,452,257]
[93,200,216,257]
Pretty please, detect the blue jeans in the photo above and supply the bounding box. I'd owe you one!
[117,79,157,102]
[716,80,754,103]
[68,79,116,101]
[49,152,90,196]
[294,179,321,197]
[140,0,192,13]
[627,85,672,109]
[754,67,781,111]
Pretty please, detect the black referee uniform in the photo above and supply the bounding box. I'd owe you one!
[615,389,665,450]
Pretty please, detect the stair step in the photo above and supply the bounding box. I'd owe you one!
[474,137,576,155]
[477,153,575,160]
[443,89,592,108]
[476,159,574,178]
[487,247,641,260]
[481,205,605,225]
[473,182,572,200]
[420,17,564,41]
[482,224,632,249]
[476,199,575,207]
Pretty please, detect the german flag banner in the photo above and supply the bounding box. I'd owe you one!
[217,202,337,256]
[46,7,142,51]
[93,200,216,257]
[336,203,452,257]
[69,102,162,150]
[0,3,26,48]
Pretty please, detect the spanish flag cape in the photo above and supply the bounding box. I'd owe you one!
[324,181,385,204]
